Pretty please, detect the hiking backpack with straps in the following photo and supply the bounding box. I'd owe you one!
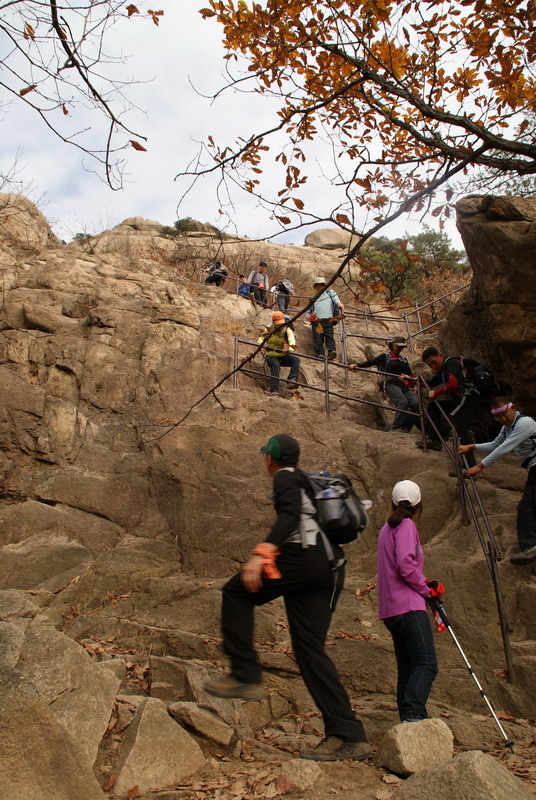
[303,471,370,545]
[446,356,499,397]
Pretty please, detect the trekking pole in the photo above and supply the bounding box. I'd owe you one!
[429,597,515,752]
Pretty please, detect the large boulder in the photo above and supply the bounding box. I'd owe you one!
[444,195,536,416]
[375,718,454,775]
[395,749,535,800]
[304,227,360,250]
[0,193,50,248]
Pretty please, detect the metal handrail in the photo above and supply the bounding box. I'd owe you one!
[417,375,514,681]
[231,337,421,423]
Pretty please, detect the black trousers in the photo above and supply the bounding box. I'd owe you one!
[221,543,368,742]
[311,319,336,358]
[252,285,268,306]
[426,396,479,466]
[517,466,536,551]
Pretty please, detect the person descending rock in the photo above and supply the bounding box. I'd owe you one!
[417,346,480,464]
[259,311,300,395]
[349,336,419,432]
[204,434,372,762]
[378,480,441,722]
[458,398,536,565]
[247,261,270,307]
[308,277,344,361]
[204,260,228,287]
[271,278,295,311]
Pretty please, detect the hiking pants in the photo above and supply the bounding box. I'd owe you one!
[205,273,225,287]
[385,382,419,431]
[426,396,478,466]
[275,292,291,311]
[221,543,368,742]
[252,285,268,306]
[266,354,300,393]
[383,610,438,721]
[311,319,336,358]
[517,466,536,551]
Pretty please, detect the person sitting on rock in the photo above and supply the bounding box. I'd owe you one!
[204,260,228,287]
[458,397,536,565]
[203,433,372,762]
[259,311,300,394]
[417,346,480,463]
[308,277,344,362]
[349,336,419,432]
[247,261,270,307]
[237,274,250,298]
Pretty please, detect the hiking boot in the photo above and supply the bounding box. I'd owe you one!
[415,439,442,452]
[203,675,267,702]
[510,545,536,565]
[327,351,337,361]
[300,736,373,762]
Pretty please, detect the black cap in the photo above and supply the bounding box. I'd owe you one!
[260,434,300,464]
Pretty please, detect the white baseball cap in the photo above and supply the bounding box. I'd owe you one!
[392,480,421,507]
[313,276,327,285]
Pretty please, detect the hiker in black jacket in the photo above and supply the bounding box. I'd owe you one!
[418,346,479,465]
[349,336,418,432]
[204,434,371,763]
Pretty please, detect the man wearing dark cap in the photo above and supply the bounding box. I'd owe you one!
[204,433,371,762]
[349,336,419,432]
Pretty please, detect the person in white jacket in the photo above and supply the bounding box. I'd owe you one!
[459,397,536,564]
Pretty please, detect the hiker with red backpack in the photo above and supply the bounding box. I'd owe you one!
[377,480,442,722]
[459,398,536,565]
[349,336,419,433]
[204,433,372,762]
[417,346,484,464]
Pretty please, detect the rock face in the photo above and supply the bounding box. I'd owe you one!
[0,193,50,248]
[442,195,536,416]
[395,749,536,800]
[375,718,454,775]
[304,226,360,249]
[1,194,536,797]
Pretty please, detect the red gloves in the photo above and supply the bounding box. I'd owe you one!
[426,580,445,598]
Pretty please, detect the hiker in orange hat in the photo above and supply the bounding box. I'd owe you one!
[258,310,300,394]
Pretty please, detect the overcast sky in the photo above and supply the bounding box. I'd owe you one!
[1,1,464,248]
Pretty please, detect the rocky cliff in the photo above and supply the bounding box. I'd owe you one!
[441,195,536,417]
[0,196,535,799]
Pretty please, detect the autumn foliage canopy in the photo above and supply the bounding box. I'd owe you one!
[198,0,535,231]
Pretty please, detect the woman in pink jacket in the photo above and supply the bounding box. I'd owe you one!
[377,480,440,723]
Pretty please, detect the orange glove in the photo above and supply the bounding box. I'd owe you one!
[252,544,282,580]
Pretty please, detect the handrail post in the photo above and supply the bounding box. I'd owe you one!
[324,356,330,416]
[452,430,469,526]
[415,300,423,334]
[404,312,414,353]
[416,377,428,452]
[233,336,239,389]
[340,318,349,388]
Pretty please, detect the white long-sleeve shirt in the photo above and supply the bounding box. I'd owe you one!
[475,412,536,471]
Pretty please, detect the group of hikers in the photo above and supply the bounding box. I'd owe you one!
[198,260,536,761]
[204,259,295,311]
[202,434,447,760]
[204,421,535,760]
